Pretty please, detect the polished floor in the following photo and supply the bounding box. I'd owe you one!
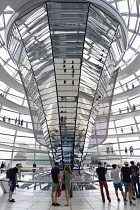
[0,182,139,210]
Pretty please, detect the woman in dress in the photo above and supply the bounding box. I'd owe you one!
[61,165,76,206]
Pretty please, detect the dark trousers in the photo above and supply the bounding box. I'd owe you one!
[133,178,140,197]
[99,181,111,201]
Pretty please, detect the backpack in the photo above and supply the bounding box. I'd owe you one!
[131,165,138,177]
[6,168,13,179]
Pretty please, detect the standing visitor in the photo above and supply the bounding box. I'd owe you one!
[33,162,36,173]
[51,162,61,206]
[137,162,140,169]
[119,108,122,114]
[15,118,17,125]
[107,147,110,154]
[131,126,134,133]
[26,122,28,128]
[126,83,129,90]
[8,163,20,202]
[18,118,20,125]
[21,119,23,126]
[121,161,135,205]
[127,106,129,113]
[129,146,134,155]
[96,162,111,203]
[1,161,5,173]
[133,104,136,111]
[125,147,128,154]
[111,164,125,201]
[130,161,140,198]
[61,165,76,206]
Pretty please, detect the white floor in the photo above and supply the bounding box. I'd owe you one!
[0,182,139,210]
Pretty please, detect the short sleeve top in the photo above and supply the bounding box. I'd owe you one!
[51,167,60,183]
[10,167,18,180]
[96,167,107,181]
[121,167,132,183]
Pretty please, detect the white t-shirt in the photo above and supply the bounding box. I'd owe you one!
[111,168,121,184]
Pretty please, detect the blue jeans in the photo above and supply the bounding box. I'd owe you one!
[133,178,140,197]
[9,180,16,192]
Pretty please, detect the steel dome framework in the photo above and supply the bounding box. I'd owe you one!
[0,0,139,169]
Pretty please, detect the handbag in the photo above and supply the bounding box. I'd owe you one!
[61,171,65,183]
[62,183,65,191]
[57,185,62,197]
[61,171,65,191]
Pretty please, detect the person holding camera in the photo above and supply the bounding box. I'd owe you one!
[8,163,20,202]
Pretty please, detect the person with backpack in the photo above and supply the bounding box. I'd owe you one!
[130,161,140,198]
[8,163,20,202]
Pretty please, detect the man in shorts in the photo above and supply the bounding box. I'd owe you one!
[51,162,61,206]
[9,163,20,202]
[121,161,135,205]
[111,164,125,201]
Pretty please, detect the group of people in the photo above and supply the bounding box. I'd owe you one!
[110,104,137,116]
[96,161,140,206]
[2,116,28,128]
[125,146,134,155]
[51,162,76,206]
[106,147,114,154]
[6,160,140,207]
[119,104,136,114]
[121,126,135,134]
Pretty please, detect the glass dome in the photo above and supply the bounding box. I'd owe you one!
[0,0,139,171]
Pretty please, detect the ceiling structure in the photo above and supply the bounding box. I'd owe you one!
[0,0,139,169]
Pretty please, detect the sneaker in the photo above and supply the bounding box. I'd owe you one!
[124,198,127,205]
[132,197,136,200]
[108,200,111,202]
[130,201,136,205]
[103,200,105,203]
[55,203,61,206]
[52,203,55,206]
[118,198,120,201]
[9,199,15,202]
